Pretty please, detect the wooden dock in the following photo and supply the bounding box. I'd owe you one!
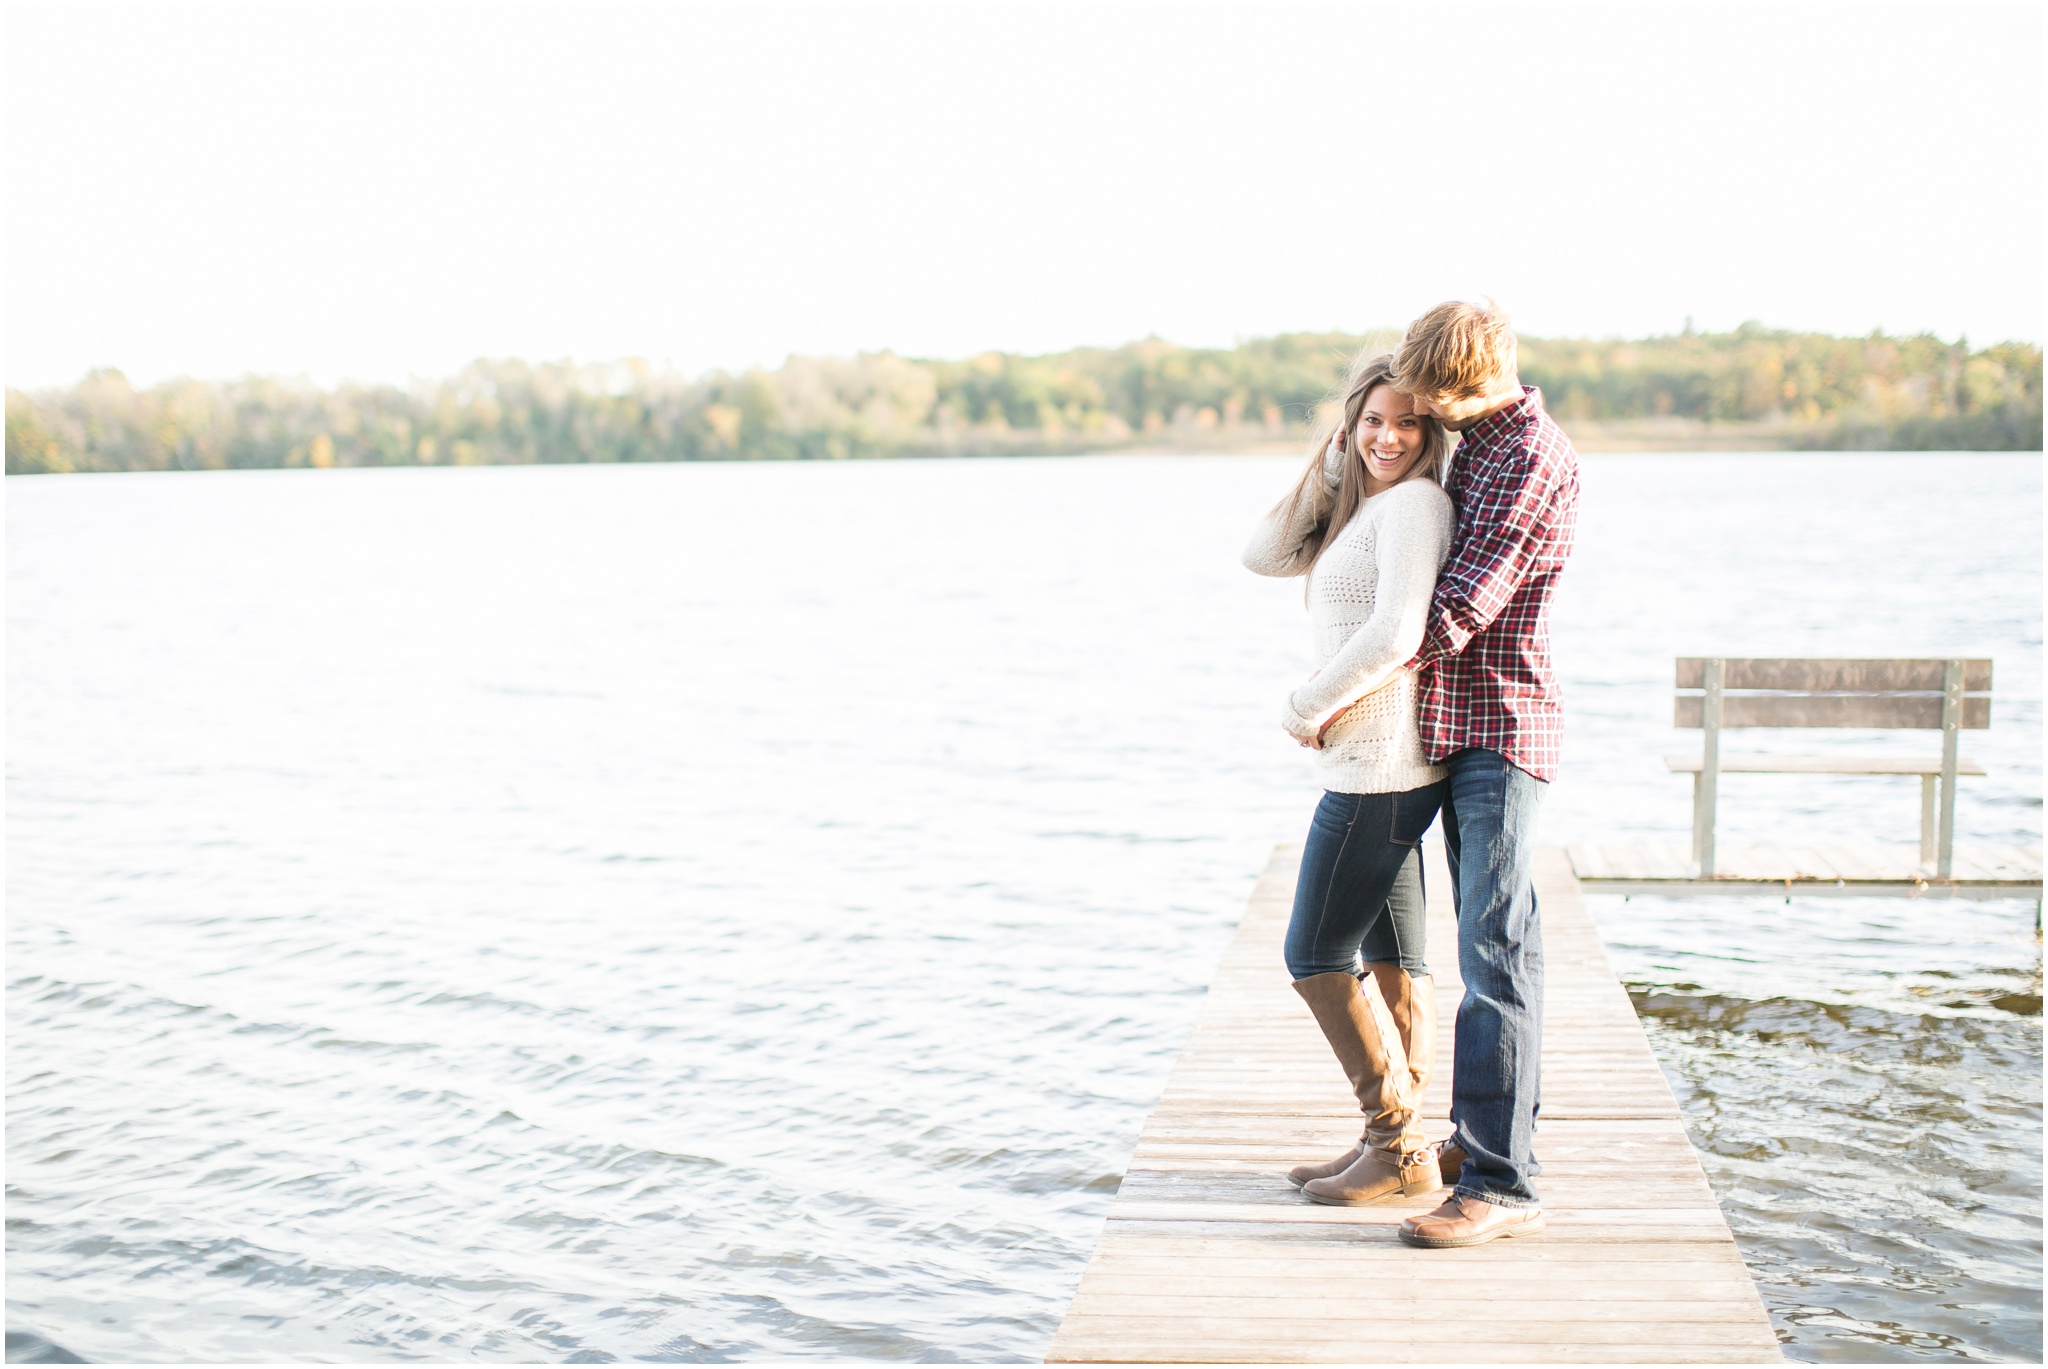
[1047,843,1781,1365]
[1567,843,2042,899]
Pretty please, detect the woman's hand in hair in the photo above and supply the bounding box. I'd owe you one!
[1319,432,1348,491]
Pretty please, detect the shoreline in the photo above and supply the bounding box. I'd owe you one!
[8,426,2042,475]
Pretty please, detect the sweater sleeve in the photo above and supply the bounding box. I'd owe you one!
[1284,484,1454,733]
[1242,440,1344,577]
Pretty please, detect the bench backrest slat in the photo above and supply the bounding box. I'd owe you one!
[1674,658,1993,692]
[1675,693,1991,730]
[1674,657,1993,730]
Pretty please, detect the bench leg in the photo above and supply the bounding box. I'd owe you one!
[1920,774,1937,867]
[1691,770,1717,878]
[1938,660,1962,881]
[1690,772,1700,871]
[1692,661,1722,879]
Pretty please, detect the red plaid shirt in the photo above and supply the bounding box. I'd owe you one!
[1411,387,1579,781]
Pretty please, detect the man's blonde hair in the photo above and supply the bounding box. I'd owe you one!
[1392,300,1518,402]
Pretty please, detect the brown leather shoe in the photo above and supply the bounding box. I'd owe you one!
[1433,1139,1468,1185]
[1398,1193,1545,1248]
[1301,1147,1440,1207]
[1286,1142,1363,1190]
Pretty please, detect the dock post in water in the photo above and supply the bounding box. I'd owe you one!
[1048,843,1781,1364]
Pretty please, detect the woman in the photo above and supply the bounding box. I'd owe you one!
[1241,352,1454,1207]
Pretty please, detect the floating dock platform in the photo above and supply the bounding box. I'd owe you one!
[1047,844,1782,1365]
[1566,842,2042,900]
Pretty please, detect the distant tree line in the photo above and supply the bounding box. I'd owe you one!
[1526,326,2041,450]
[7,325,2040,474]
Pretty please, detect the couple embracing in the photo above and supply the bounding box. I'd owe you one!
[1243,300,1578,1249]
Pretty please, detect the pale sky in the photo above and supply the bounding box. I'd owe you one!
[4,1,2042,390]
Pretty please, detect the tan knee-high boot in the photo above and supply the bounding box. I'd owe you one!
[1369,963,1463,1182]
[1368,963,1436,1098]
[1286,973,1436,1205]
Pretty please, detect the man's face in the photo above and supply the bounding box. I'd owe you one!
[1407,391,1483,431]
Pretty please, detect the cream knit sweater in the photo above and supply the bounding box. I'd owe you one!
[1242,457,1455,795]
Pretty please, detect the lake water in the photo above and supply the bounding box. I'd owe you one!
[7,453,2041,1363]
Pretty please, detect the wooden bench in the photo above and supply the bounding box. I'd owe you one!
[1673,657,1991,879]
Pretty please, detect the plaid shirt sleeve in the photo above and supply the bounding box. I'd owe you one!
[1411,440,1572,670]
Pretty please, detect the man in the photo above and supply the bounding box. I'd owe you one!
[1388,301,1579,1249]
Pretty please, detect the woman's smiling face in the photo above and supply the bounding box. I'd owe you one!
[1352,383,1428,489]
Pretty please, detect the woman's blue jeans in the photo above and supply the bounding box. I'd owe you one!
[1440,747,1548,1209]
[1284,784,1448,982]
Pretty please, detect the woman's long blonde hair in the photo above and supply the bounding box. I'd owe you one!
[1273,351,1450,580]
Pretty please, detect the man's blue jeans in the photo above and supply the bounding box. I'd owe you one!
[1440,747,1546,1207]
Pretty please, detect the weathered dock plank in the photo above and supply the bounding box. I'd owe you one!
[1047,843,1781,1364]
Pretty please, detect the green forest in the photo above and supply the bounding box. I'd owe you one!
[7,324,2040,474]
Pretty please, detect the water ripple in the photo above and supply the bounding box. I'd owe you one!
[9,455,2041,1361]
